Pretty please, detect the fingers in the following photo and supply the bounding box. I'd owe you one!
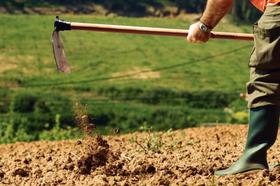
[187,35,207,44]
[187,32,209,43]
[186,24,198,43]
[187,38,204,44]
[187,22,210,44]
[187,37,204,43]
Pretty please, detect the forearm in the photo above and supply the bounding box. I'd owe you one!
[200,0,233,28]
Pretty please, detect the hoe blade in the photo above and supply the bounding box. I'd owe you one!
[52,31,71,73]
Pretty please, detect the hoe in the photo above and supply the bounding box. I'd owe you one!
[52,16,253,73]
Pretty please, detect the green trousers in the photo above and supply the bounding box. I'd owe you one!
[247,5,280,108]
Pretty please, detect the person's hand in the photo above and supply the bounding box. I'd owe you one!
[187,22,211,44]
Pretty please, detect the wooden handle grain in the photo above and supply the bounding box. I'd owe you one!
[70,22,254,41]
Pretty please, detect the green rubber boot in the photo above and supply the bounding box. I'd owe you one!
[215,105,280,176]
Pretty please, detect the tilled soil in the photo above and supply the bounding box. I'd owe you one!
[1,125,280,185]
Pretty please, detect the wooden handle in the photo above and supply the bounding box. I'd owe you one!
[70,22,254,41]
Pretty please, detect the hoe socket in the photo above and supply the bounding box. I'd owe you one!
[54,16,71,31]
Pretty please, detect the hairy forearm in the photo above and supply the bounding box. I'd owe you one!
[200,0,233,28]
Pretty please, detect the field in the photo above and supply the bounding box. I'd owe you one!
[1,125,280,185]
[1,14,278,185]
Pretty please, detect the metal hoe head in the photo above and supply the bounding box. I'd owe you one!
[52,17,71,73]
[52,31,71,73]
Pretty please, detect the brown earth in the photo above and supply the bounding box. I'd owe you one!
[1,125,280,185]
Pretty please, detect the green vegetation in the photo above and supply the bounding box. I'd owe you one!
[0,0,261,22]
[130,123,164,154]
[0,15,252,143]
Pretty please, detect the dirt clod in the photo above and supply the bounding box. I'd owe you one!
[146,165,156,174]
[12,168,29,177]
[269,174,276,182]
[77,135,116,175]
[23,158,31,164]
[0,170,4,179]
[74,102,119,175]
[77,155,94,175]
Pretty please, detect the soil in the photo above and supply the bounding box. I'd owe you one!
[1,125,280,185]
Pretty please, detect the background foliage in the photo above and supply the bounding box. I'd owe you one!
[0,0,261,22]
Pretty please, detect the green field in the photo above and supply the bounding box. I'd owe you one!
[0,14,253,143]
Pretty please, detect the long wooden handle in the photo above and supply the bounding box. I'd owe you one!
[70,22,254,41]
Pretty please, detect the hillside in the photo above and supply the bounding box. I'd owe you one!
[0,125,280,185]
